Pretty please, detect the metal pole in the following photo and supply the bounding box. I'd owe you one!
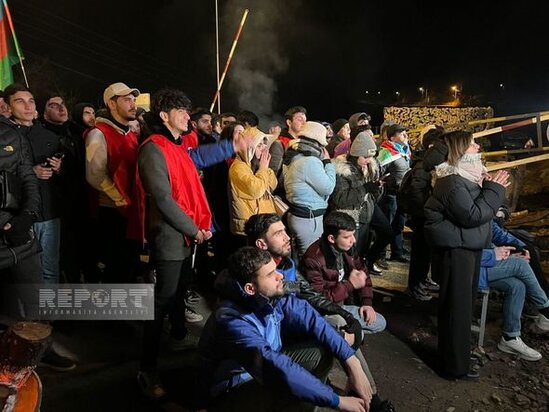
[210,9,249,112]
[2,0,29,87]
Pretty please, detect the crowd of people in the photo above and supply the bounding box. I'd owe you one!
[1,81,548,412]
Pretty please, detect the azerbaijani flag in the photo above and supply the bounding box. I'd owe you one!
[0,0,21,90]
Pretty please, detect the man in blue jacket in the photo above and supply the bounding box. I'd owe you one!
[479,221,549,361]
[199,247,372,412]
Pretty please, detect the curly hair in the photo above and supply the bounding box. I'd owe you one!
[150,88,192,115]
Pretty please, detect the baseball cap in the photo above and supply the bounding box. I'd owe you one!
[103,82,140,106]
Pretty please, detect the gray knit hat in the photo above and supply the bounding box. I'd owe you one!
[350,131,377,157]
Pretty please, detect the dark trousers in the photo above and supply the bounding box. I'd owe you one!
[97,207,141,283]
[407,218,431,288]
[379,194,406,258]
[0,252,43,320]
[433,247,480,377]
[208,340,333,412]
[365,205,393,267]
[140,258,191,372]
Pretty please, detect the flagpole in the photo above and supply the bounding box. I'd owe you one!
[215,0,221,114]
[209,9,249,112]
[1,0,29,87]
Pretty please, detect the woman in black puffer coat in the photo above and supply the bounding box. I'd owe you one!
[424,130,510,379]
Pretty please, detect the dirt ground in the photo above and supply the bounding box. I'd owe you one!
[33,257,549,412]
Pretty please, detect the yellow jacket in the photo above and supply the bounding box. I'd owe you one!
[229,131,277,235]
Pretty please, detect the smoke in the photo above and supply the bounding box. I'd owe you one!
[220,1,301,127]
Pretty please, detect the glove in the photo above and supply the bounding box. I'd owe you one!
[3,212,34,246]
[343,317,363,351]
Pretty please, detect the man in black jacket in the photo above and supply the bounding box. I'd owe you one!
[245,213,395,412]
[39,92,89,283]
[0,85,75,371]
[5,84,64,285]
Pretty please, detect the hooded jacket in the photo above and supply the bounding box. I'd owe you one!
[228,131,277,235]
[199,270,353,408]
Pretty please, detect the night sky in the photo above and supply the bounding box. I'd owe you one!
[9,0,549,125]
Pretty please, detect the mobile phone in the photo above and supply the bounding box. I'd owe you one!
[52,152,65,159]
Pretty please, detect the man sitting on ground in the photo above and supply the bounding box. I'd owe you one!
[244,213,394,411]
[199,247,373,412]
[301,211,386,334]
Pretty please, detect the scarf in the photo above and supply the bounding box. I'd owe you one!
[283,137,324,165]
[434,153,486,186]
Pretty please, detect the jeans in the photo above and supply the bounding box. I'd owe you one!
[341,305,387,334]
[33,218,60,284]
[487,256,549,337]
[287,213,323,257]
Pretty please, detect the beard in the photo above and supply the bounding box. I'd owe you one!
[270,242,291,258]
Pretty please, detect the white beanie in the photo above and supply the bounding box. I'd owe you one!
[299,121,328,146]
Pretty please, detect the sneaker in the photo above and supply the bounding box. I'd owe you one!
[407,285,432,301]
[185,290,201,306]
[374,258,389,270]
[185,307,204,323]
[497,336,542,361]
[137,370,167,400]
[536,313,549,331]
[370,264,383,276]
[169,333,199,352]
[420,278,439,291]
[39,349,76,372]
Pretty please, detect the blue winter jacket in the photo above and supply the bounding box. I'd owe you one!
[478,220,526,289]
[283,155,336,211]
[199,271,354,408]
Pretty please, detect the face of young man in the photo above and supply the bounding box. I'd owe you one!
[44,96,69,125]
[221,115,236,129]
[108,94,137,124]
[329,229,356,252]
[390,130,408,146]
[193,114,212,136]
[245,258,284,298]
[8,91,36,126]
[162,108,190,137]
[258,221,291,258]
[82,106,96,127]
[287,112,306,136]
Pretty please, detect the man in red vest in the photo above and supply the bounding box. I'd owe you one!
[85,82,141,283]
[136,88,249,399]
